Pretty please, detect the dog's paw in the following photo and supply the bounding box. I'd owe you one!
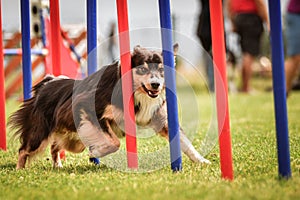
[195,155,211,165]
[183,146,211,164]
[53,161,63,168]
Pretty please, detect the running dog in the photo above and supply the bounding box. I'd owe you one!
[9,44,210,169]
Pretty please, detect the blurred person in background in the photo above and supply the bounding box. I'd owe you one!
[107,22,117,63]
[196,0,214,92]
[284,0,300,95]
[227,0,269,93]
[197,0,238,93]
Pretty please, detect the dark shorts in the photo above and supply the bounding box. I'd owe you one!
[285,13,300,56]
[234,13,264,56]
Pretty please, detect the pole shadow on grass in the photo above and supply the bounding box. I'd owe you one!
[0,163,16,170]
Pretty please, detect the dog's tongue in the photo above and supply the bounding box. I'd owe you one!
[149,90,157,95]
[148,90,158,98]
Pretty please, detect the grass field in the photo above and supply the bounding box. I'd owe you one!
[1,76,300,200]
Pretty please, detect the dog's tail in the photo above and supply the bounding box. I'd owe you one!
[8,75,55,151]
[9,97,36,140]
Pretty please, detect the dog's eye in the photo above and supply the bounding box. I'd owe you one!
[137,66,149,75]
[158,68,164,74]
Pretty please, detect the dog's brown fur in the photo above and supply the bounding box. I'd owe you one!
[9,45,210,169]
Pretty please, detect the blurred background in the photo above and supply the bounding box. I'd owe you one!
[1,0,292,98]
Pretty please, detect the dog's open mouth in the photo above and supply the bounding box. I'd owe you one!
[142,84,159,98]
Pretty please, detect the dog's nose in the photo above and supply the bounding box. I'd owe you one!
[151,82,160,90]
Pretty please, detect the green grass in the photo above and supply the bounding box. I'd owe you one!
[1,77,300,200]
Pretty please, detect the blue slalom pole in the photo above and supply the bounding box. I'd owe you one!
[86,0,99,165]
[158,0,182,172]
[87,0,97,75]
[268,0,291,179]
[20,0,32,100]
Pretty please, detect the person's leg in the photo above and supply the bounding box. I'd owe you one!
[236,14,263,93]
[285,13,300,94]
[285,54,300,92]
[205,53,214,92]
[241,52,255,93]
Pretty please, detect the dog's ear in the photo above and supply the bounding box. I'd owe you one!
[132,45,146,67]
[173,43,179,57]
[133,45,141,53]
[160,43,179,66]
[173,43,179,67]
[160,43,179,56]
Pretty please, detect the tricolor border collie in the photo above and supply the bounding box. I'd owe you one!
[9,44,210,169]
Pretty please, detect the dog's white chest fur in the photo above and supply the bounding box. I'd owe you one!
[134,91,164,126]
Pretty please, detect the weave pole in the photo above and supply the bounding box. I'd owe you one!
[158,0,182,172]
[209,0,233,180]
[0,1,6,151]
[86,0,100,165]
[87,0,97,76]
[50,0,61,76]
[50,0,66,160]
[20,0,32,100]
[267,0,291,179]
[116,0,138,169]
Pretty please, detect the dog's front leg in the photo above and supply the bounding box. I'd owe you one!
[179,128,211,164]
[77,109,120,158]
[151,104,210,164]
[157,127,210,164]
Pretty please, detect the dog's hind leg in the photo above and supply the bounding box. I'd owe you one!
[16,139,49,169]
[50,141,63,168]
[16,149,29,169]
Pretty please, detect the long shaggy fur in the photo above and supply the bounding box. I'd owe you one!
[9,45,210,169]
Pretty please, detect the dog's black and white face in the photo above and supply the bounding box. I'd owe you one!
[131,44,178,99]
[131,46,165,99]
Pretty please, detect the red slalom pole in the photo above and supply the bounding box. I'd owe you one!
[0,1,6,151]
[209,0,233,180]
[50,0,65,159]
[50,0,62,76]
[116,0,138,169]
